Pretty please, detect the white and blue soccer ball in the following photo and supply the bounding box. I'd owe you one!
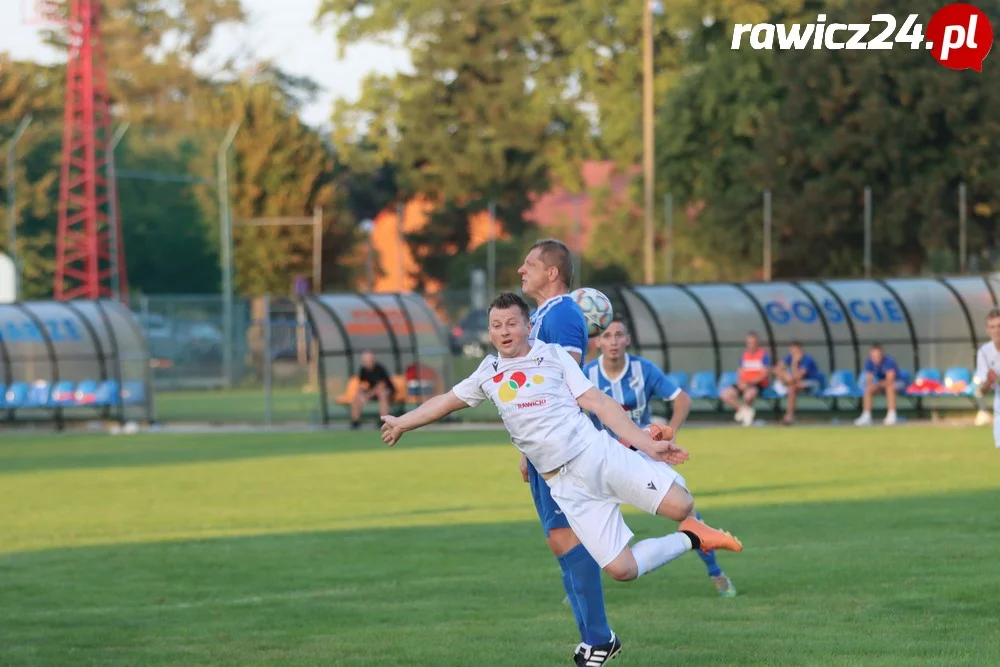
[571,287,614,338]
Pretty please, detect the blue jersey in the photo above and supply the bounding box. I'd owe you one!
[528,294,589,367]
[864,355,898,381]
[582,354,681,437]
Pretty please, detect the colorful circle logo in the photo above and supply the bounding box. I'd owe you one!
[493,371,544,402]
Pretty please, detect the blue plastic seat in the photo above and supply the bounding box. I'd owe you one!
[914,367,942,383]
[717,371,738,391]
[5,382,28,408]
[74,379,99,405]
[822,370,860,398]
[26,380,51,407]
[688,371,718,399]
[123,380,146,405]
[94,380,120,406]
[50,381,77,406]
[943,367,974,395]
[665,372,689,391]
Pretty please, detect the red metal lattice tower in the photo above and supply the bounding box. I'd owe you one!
[54,0,128,301]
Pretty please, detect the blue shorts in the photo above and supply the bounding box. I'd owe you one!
[527,459,571,535]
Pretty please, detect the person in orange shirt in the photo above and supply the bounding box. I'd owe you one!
[720,331,771,427]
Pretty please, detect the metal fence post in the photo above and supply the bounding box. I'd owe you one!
[263,294,272,426]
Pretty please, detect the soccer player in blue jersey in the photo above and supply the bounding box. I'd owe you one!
[517,239,621,666]
[583,318,738,598]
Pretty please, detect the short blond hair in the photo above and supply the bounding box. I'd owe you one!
[987,308,1000,322]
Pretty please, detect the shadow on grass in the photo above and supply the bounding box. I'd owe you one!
[0,429,513,475]
[2,490,1000,666]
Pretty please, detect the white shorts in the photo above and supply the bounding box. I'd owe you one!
[544,433,687,568]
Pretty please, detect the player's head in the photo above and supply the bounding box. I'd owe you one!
[789,341,803,357]
[987,308,1000,343]
[518,239,573,301]
[487,292,532,358]
[597,318,630,361]
[869,343,884,363]
[745,331,759,350]
[361,350,376,368]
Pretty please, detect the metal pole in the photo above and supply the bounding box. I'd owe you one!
[366,232,375,292]
[396,202,405,292]
[6,114,32,300]
[642,0,655,285]
[312,206,323,292]
[107,122,130,302]
[487,200,496,296]
[959,182,967,274]
[664,193,673,282]
[864,186,872,279]
[763,189,772,281]
[573,195,582,288]
[218,120,241,389]
[263,294,272,426]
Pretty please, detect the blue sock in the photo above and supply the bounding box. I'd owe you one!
[561,567,585,640]
[557,544,612,646]
[694,511,723,577]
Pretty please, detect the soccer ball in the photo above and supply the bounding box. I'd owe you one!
[571,287,614,337]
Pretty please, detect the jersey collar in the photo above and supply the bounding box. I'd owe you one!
[598,353,630,384]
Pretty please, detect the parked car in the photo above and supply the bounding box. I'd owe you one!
[450,309,490,357]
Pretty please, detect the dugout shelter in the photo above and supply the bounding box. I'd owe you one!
[603,274,1000,411]
[302,293,452,424]
[0,300,153,427]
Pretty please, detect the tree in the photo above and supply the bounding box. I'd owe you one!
[318,0,595,285]
[657,0,1000,279]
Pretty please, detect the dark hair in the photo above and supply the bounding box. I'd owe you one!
[605,316,629,334]
[531,238,574,288]
[987,308,1000,321]
[488,292,531,323]
[871,342,883,351]
[746,330,759,339]
[790,341,803,348]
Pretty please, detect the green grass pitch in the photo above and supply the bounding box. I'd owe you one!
[2,425,1000,666]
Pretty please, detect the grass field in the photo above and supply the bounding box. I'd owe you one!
[2,425,1000,666]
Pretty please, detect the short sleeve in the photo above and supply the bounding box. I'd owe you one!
[643,359,681,400]
[864,358,875,373]
[555,346,594,398]
[451,360,490,407]
[762,352,771,367]
[783,354,792,367]
[884,357,899,372]
[538,301,589,359]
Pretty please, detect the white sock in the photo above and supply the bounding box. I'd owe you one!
[632,532,692,577]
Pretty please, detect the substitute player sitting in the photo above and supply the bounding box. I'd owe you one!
[720,331,771,426]
[381,293,742,593]
[583,318,737,597]
[974,308,1000,447]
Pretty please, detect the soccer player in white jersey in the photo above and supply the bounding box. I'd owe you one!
[381,292,743,659]
[973,308,1000,446]
[583,318,737,598]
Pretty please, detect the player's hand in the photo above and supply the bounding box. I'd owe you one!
[988,369,998,384]
[654,440,689,466]
[380,415,404,446]
[519,454,529,482]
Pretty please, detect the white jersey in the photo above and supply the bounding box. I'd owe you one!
[975,341,1000,410]
[451,341,598,472]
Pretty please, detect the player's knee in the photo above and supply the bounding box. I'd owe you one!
[604,562,636,582]
[546,528,581,557]
[657,486,694,521]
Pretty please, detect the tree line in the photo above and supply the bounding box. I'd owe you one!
[2,0,997,298]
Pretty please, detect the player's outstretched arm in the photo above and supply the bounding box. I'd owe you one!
[577,388,688,465]
[380,391,469,447]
